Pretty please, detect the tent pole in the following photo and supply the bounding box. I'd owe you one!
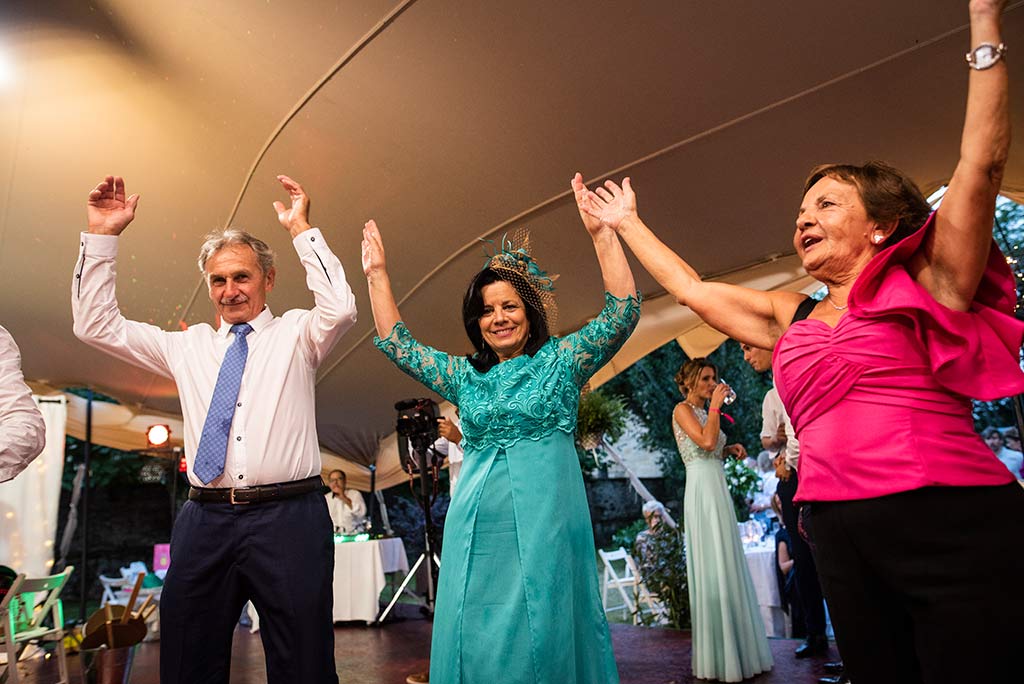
[79,388,92,623]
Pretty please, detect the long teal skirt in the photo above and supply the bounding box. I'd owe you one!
[430,434,619,684]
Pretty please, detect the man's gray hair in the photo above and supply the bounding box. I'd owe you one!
[641,500,666,516]
[197,229,276,277]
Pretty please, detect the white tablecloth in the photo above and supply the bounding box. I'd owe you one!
[743,541,786,638]
[332,537,409,623]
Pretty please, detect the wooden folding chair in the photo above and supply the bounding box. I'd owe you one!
[0,566,74,684]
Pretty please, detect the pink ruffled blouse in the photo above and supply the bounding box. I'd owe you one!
[774,213,1024,502]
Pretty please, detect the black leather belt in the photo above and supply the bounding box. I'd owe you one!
[188,475,322,505]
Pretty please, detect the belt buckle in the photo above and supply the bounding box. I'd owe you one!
[229,488,251,505]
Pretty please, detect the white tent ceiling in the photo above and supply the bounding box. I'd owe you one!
[2,1,1023,489]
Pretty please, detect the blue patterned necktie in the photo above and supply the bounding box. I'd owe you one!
[194,323,253,484]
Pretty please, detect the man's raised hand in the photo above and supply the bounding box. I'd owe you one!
[273,175,312,237]
[87,176,139,235]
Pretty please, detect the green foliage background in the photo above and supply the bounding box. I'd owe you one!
[601,337,773,522]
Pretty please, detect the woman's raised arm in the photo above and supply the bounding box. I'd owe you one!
[914,0,1010,311]
[571,172,636,299]
[361,220,402,338]
[574,174,804,349]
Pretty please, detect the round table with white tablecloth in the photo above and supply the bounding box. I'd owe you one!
[742,538,787,638]
[332,536,409,623]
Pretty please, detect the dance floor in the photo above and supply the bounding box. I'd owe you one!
[19,606,840,683]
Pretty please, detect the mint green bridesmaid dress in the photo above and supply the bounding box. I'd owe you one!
[375,292,640,684]
[673,407,773,682]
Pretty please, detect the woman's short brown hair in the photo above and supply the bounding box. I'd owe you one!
[803,161,933,247]
[674,358,718,394]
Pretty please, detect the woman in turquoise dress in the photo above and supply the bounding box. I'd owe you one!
[673,358,773,682]
[360,173,640,684]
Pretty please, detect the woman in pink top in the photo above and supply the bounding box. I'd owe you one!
[572,2,1022,682]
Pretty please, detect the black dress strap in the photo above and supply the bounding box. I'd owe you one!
[790,296,817,324]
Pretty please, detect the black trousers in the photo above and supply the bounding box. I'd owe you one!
[776,470,827,638]
[159,490,337,684]
[806,483,1024,684]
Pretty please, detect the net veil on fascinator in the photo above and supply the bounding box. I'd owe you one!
[481,228,559,330]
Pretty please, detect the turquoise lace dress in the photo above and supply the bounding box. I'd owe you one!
[673,406,773,682]
[375,292,640,684]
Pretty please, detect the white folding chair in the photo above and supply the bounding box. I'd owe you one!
[98,574,127,606]
[598,548,637,619]
[621,553,669,625]
[0,566,74,684]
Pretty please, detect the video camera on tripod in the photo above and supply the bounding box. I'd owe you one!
[395,397,443,475]
[377,398,444,625]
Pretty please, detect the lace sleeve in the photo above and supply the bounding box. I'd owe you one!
[373,322,464,404]
[556,291,641,387]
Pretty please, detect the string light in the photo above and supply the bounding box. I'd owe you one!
[146,424,171,448]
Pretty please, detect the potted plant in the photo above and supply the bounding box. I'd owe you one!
[576,388,628,451]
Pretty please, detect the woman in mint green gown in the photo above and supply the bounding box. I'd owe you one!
[360,174,640,684]
[672,358,773,682]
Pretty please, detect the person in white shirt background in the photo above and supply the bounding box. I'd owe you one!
[0,325,45,482]
[0,325,46,606]
[325,469,367,533]
[73,174,357,684]
[982,426,1024,479]
[435,414,464,494]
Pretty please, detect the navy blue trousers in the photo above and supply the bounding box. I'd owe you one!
[159,490,337,684]
[807,483,1024,684]
[776,470,827,638]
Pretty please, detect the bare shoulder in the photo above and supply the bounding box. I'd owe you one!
[672,402,697,427]
[769,290,810,330]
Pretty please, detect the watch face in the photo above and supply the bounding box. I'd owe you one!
[970,44,995,68]
[972,45,999,69]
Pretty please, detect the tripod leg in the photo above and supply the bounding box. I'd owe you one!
[376,553,427,623]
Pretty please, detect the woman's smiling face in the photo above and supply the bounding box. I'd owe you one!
[479,280,530,362]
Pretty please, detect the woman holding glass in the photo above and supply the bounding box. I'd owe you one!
[575,3,1023,681]
[361,173,640,683]
[672,358,773,682]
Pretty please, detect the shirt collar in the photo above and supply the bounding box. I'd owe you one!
[216,306,273,337]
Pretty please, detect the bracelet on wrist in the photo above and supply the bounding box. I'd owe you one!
[709,407,721,415]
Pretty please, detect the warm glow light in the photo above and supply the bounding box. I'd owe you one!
[0,50,13,87]
[147,424,171,447]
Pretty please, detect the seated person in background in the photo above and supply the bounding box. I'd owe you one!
[982,427,1024,479]
[771,493,804,640]
[633,500,669,567]
[325,469,367,534]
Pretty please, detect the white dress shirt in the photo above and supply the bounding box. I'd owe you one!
[0,325,46,482]
[995,446,1024,479]
[72,229,357,487]
[325,489,367,533]
[761,386,799,471]
[432,435,464,493]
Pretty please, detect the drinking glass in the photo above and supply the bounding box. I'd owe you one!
[718,379,737,405]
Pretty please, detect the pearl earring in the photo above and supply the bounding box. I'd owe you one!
[873,235,883,244]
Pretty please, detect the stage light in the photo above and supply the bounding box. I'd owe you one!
[146,424,170,448]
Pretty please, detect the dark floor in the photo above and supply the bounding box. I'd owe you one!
[18,606,839,683]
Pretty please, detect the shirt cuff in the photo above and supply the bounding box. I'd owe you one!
[81,232,120,257]
[292,227,326,254]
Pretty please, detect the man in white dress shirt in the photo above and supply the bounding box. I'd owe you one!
[325,469,367,533]
[742,343,830,663]
[73,174,356,684]
[0,325,46,482]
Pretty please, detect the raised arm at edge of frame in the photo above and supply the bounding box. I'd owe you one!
[914,1,1009,311]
